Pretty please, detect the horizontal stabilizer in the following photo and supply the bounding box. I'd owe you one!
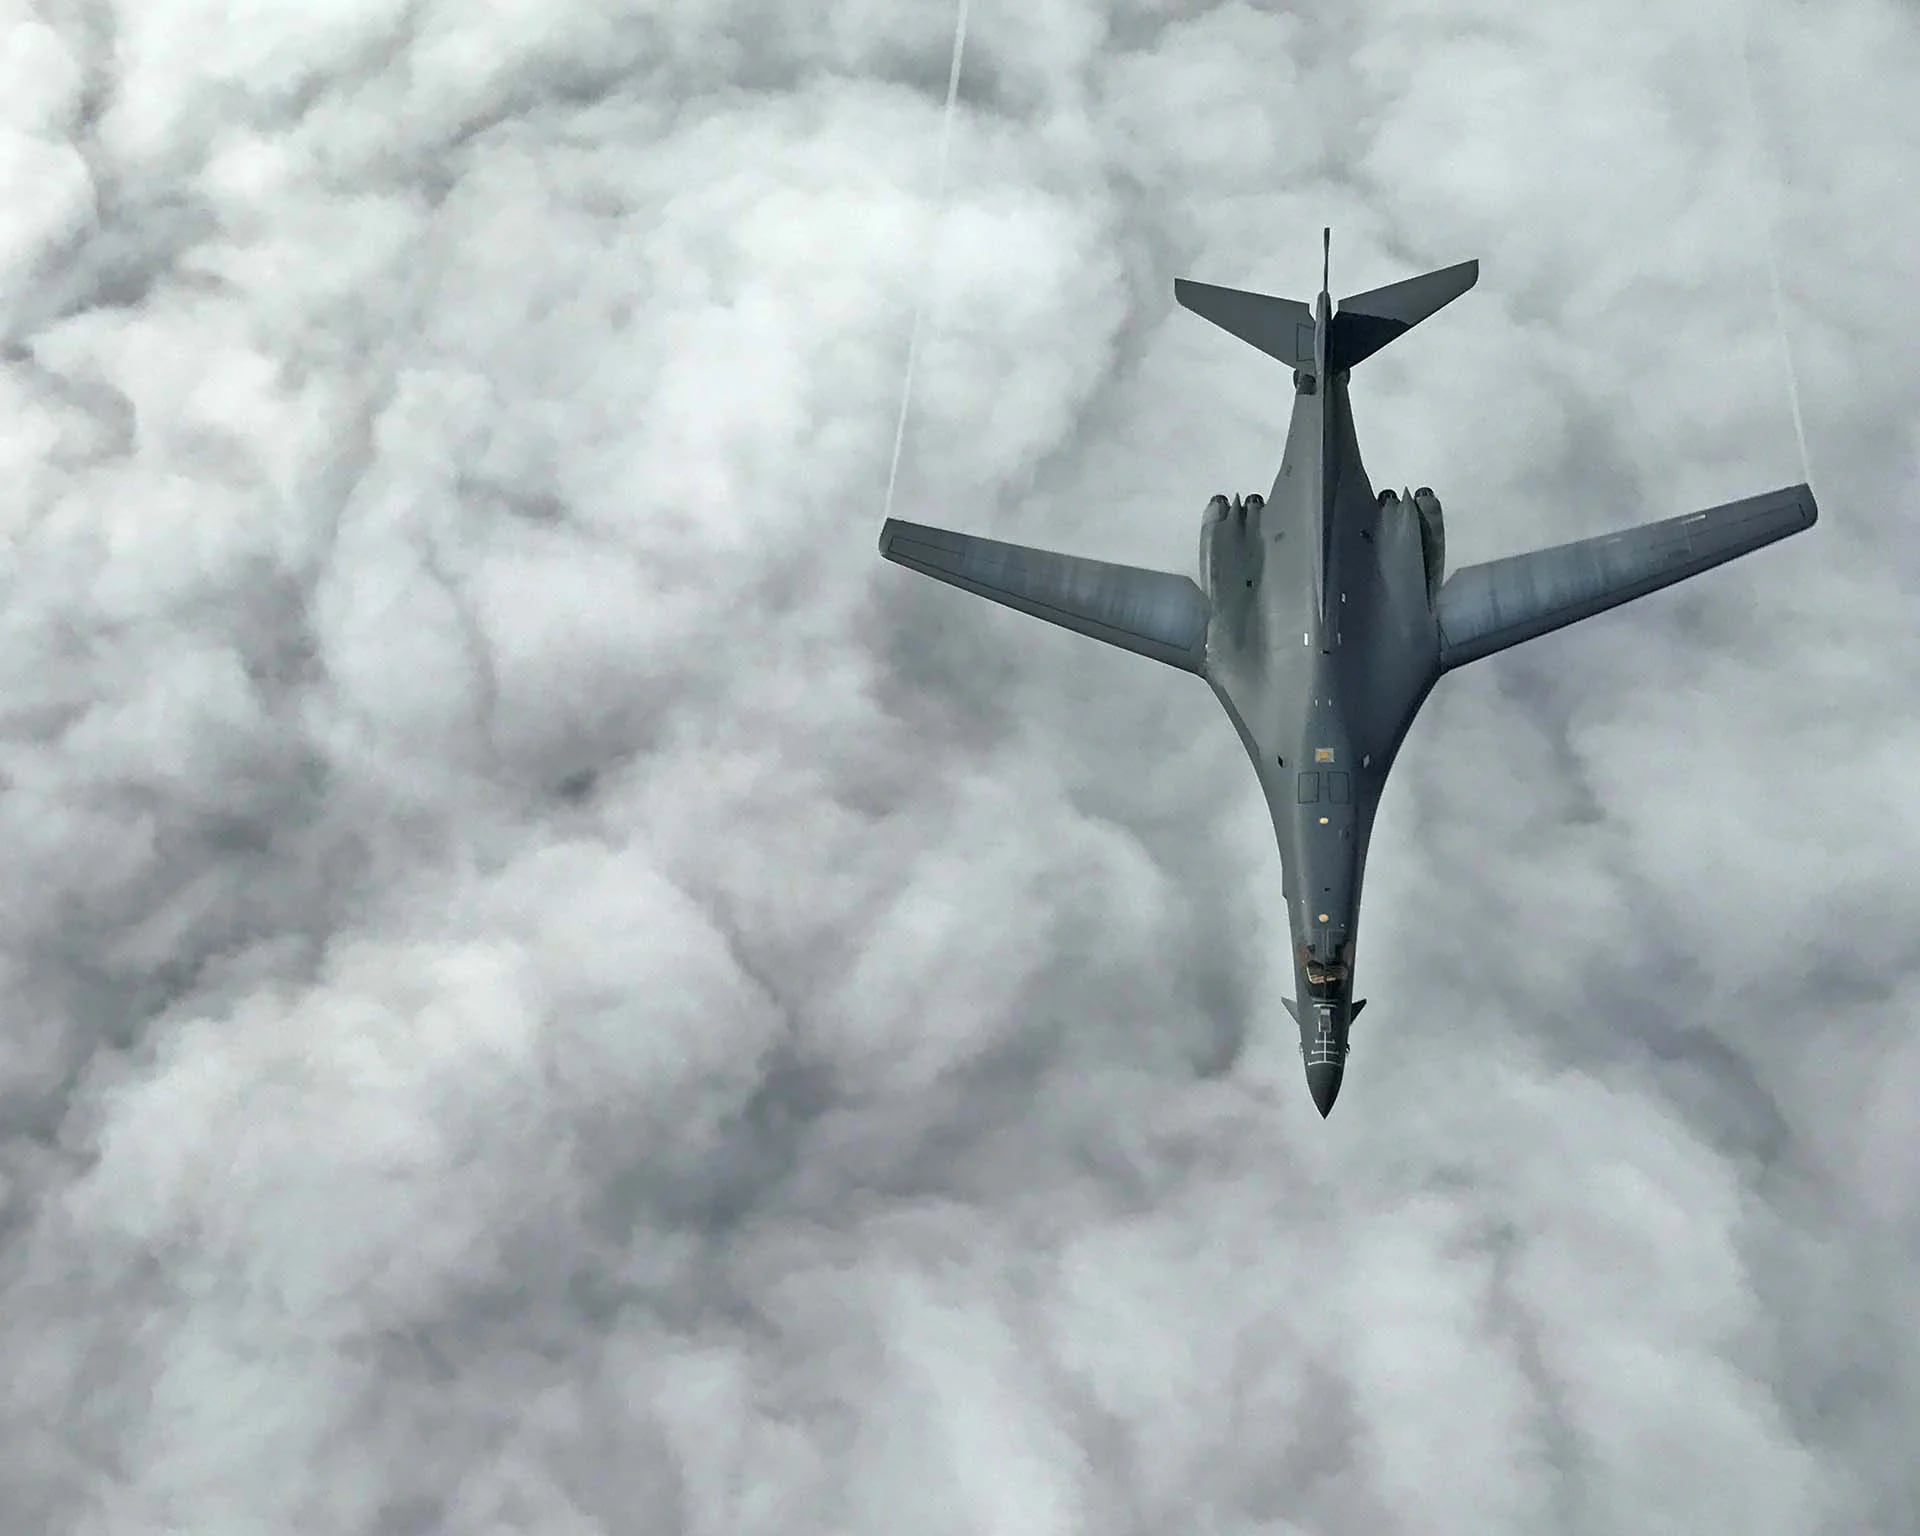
[1173,280,1315,370]
[1437,482,1817,670]
[1327,259,1479,371]
[879,519,1211,674]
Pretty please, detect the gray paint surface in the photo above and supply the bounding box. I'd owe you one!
[880,244,1816,1116]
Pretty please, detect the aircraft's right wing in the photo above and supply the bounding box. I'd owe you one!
[1436,482,1817,671]
[878,518,1211,675]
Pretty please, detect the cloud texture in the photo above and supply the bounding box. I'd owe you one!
[1,0,1916,1530]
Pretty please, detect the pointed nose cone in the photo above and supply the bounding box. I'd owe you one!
[1306,1060,1344,1118]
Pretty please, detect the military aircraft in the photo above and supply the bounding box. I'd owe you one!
[877,230,1817,1116]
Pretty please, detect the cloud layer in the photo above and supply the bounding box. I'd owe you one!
[1,0,1916,1531]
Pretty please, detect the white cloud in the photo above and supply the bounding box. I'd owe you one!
[0,0,1913,1530]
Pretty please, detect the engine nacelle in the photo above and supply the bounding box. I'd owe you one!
[1412,487,1445,603]
[1201,494,1231,594]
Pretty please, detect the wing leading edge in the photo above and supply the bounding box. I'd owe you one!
[1436,482,1817,671]
[878,518,1210,675]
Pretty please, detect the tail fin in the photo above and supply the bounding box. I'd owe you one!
[1175,240,1478,375]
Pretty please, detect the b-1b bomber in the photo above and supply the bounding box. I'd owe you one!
[878,230,1816,1116]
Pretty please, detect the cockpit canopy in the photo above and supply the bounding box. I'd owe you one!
[1303,958,1349,989]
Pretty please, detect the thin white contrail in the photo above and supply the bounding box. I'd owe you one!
[881,0,972,525]
[1733,0,1815,487]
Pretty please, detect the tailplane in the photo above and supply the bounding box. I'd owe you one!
[1172,279,1315,371]
[1175,230,1477,376]
[1327,258,1479,371]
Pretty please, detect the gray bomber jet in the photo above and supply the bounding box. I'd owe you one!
[877,231,1816,1116]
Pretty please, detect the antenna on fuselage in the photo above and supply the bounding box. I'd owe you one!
[1322,226,1330,300]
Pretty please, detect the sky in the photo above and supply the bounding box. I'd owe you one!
[0,0,1915,1531]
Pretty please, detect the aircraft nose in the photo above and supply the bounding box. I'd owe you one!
[1305,1059,1344,1118]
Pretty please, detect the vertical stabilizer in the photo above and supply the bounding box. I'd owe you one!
[1313,227,1331,381]
[1313,228,1334,637]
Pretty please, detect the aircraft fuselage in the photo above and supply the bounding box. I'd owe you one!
[1200,366,1442,1115]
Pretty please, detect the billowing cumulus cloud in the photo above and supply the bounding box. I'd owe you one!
[0,0,1915,1530]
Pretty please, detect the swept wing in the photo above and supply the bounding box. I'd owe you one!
[1436,482,1817,670]
[878,518,1210,675]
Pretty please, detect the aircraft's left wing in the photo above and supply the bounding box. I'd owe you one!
[878,518,1210,675]
[1436,482,1817,671]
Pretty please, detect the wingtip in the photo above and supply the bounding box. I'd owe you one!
[877,518,898,557]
